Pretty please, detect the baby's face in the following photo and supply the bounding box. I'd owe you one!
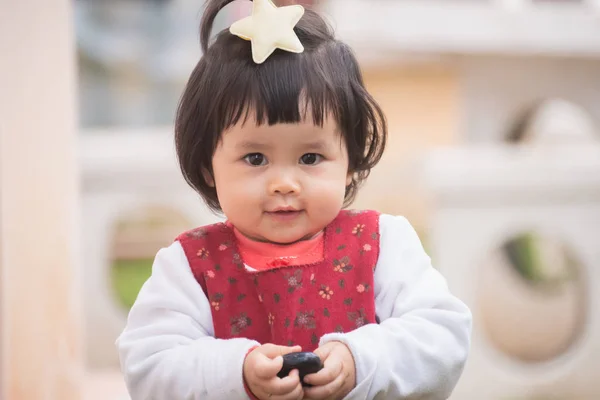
[211,115,351,244]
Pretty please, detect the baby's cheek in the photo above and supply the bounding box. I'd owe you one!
[229,176,260,196]
[311,184,346,215]
[217,182,253,212]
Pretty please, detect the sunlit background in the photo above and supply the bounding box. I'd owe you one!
[2,0,600,399]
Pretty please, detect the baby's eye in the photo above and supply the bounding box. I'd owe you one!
[244,153,268,166]
[299,153,322,165]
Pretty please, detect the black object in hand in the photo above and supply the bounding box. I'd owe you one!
[277,352,324,387]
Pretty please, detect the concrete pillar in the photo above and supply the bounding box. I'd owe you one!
[0,0,83,399]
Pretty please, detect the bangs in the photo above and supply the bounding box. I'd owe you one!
[214,36,348,133]
[225,63,334,129]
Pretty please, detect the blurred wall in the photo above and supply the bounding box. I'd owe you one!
[355,63,462,232]
[461,56,600,143]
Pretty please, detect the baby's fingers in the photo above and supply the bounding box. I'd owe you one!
[303,359,342,387]
[261,344,303,359]
[254,344,302,378]
[303,369,346,400]
[265,370,303,400]
[254,354,285,380]
[270,383,304,400]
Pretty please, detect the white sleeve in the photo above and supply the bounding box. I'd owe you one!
[319,214,472,400]
[116,241,260,400]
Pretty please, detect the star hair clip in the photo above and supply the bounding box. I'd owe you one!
[229,0,305,64]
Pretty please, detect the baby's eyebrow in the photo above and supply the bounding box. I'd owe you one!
[234,141,272,151]
[234,140,330,152]
[301,141,329,151]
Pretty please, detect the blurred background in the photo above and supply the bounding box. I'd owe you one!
[1,0,600,399]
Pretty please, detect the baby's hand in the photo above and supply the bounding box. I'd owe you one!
[243,344,304,400]
[303,341,356,400]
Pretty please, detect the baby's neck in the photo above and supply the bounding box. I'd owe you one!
[243,231,323,246]
[231,225,325,270]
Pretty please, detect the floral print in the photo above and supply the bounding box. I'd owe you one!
[230,312,252,335]
[352,224,365,236]
[311,333,319,345]
[347,209,365,216]
[294,311,316,330]
[348,309,368,328]
[197,248,209,259]
[284,270,303,293]
[359,243,373,256]
[333,256,353,273]
[210,293,224,311]
[319,285,334,300]
[356,283,370,293]
[180,209,379,352]
[186,227,207,239]
[232,253,244,269]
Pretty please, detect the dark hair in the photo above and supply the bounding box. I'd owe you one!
[175,0,387,211]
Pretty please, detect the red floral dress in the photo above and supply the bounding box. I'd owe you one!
[177,210,380,352]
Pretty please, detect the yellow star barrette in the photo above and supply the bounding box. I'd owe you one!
[229,0,305,64]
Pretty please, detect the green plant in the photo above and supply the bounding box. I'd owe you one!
[111,258,153,310]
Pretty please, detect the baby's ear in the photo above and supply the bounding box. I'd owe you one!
[346,171,353,186]
[202,168,215,187]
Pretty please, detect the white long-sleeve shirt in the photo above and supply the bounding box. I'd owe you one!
[117,214,472,399]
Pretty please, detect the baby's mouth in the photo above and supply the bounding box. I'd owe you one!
[265,209,304,220]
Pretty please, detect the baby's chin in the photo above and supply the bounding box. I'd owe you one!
[259,230,319,245]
